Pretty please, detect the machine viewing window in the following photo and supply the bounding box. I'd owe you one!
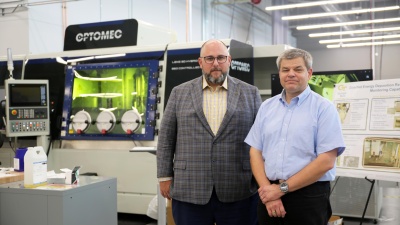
[271,69,373,100]
[62,60,159,141]
[9,84,47,107]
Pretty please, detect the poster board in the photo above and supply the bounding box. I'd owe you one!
[333,78,400,182]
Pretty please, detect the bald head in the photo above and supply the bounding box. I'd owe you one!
[200,39,229,57]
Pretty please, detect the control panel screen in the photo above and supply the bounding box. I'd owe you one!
[9,84,47,107]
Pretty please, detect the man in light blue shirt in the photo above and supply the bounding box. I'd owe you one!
[245,48,345,225]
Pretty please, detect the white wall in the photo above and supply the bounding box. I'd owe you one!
[28,0,64,54]
[0,7,29,55]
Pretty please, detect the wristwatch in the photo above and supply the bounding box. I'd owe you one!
[279,181,289,194]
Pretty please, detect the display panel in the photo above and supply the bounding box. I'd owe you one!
[9,83,47,107]
[271,69,373,100]
[61,60,159,140]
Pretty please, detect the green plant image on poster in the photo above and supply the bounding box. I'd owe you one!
[308,74,359,101]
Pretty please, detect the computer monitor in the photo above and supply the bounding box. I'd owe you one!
[271,69,373,100]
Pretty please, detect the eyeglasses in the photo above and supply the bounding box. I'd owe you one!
[201,55,228,64]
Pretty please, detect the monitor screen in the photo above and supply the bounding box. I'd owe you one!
[271,69,373,100]
[9,83,48,107]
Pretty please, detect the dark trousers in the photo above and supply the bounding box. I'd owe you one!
[172,188,258,225]
[257,181,331,225]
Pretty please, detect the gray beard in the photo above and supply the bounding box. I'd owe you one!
[203,71,228,85]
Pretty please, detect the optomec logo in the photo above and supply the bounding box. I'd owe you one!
[76,29,123,42]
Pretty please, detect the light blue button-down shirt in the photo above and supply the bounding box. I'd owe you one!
[245,86,345,181]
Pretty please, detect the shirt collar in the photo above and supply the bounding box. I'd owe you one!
[202,75,228,90]
[280,86,311,106]
[297,86,311,105]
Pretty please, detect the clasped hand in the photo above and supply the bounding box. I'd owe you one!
[258,184,286,218]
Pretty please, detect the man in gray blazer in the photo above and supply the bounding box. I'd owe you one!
[157,39,262,225]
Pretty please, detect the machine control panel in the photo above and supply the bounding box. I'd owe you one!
[5,79,50,137]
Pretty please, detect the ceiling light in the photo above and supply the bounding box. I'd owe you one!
[282,6,399,20]
[297,18,400,30]
[319,34,400,44]
[327,40,400,48]
[309,27,400,37]
[266,0,362,11]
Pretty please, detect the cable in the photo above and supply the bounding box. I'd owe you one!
[0,133,3,148]
[330,176,341,197]
[158,43,170,61]
[46,139,53,156]
[245,4,254,43]
[8,138,15,153]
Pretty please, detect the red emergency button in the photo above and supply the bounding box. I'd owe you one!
[11,110,17,116]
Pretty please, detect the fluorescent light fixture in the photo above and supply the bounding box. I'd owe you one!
[266,0,362,11]
[297,17,400,30]
[309,27,400,37]
[319,34,400,44]
[327,40,400,48]
[282,6,399,20]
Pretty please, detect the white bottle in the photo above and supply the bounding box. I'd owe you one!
[24,146,48,188]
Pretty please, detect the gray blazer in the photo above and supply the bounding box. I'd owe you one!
[157,75,262,205]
